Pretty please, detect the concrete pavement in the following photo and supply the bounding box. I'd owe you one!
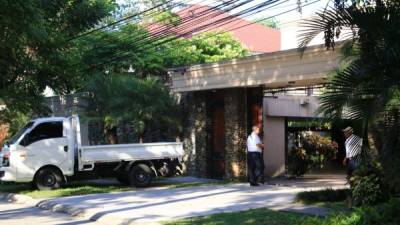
[37,182,347,225]
[0,201,100,225]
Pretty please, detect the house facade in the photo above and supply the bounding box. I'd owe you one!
[170,44,342,179]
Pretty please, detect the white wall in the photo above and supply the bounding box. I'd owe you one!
[263,116,286,177]
[280,18,326,50]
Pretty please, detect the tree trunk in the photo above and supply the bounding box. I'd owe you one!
[105,126,118,144]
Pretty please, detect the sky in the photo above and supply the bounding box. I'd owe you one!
[116,0,332,24]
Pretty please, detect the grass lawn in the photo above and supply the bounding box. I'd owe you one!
[0,179,233,199]
[163,208,323,225]
[0,181,132,199]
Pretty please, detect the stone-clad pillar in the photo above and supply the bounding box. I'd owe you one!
[224,88,247,180]
[182,92,208,177]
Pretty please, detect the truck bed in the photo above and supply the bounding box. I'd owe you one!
[80,142,184,164]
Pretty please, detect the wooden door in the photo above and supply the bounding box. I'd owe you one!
[247,88,263,134]
[209,91,225,178]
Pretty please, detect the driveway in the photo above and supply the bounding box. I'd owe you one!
[38,180,347,225]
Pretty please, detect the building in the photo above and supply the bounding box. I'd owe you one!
[147,4,281,53]
[170,44,342,179]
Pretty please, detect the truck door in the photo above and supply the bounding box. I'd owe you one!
[16,121,69,179]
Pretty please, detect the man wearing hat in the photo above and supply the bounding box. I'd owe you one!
[342,126,363,179]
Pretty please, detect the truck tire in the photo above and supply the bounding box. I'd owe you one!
[128,164,152,187]
[116,173,130,185]
[34,168,63,190]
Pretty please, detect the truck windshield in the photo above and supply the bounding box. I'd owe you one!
[8,122,34,144]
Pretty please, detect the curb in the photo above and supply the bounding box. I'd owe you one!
[0,192,163,225]
[36,200,87,217]
[37,199,162,225]
[0,192,40,205]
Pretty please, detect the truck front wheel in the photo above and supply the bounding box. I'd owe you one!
[34,168,63,190]
[129,164,152,187]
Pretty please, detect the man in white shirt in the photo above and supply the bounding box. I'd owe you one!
[247,126,264,186]
[342,126,362,179]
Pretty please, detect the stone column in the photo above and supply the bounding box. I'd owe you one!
[224,88,247,180]
[181,92,208,177]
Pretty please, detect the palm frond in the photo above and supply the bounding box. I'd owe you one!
[298,7,354,53]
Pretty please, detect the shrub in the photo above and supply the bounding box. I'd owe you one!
[322,198,400,225]
[288,132,338,177]
[350,159,389,206]
[296,188,349,204]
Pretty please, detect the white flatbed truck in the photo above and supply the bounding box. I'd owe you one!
[0,116,184,190]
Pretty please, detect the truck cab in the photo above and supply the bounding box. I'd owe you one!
[0,117,76,189]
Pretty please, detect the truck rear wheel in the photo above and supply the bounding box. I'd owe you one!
[129,164,152,187]
[34,168,63,190]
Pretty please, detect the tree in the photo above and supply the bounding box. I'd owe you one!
[0,0,116,123]
[77,24,166,79]
[163,31,249,67]
[84,73,179,144]
[299,0,400,194]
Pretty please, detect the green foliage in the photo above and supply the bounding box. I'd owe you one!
[153,11,181,26]
[164,31,249,67]
[83,73,180,143]
[296,188,349,204]
[78,26,248,79]
[321,198,400,225]
[165,207,321,225]
[288,132,338,177]
[0,0,116,122]
[77,24,164,78]
[350,159,389,206]
[6,112,31,137]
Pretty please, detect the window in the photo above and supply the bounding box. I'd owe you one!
[21,121,63,146]
[9,122,34,144]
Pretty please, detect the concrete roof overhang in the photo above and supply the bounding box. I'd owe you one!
[170,44,342,92]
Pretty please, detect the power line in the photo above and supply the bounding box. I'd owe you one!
[67,0,243,67]
[66,0,178,42]
[81,0,261,68]
[87,0,282,69]
[168,0,322,71]
[76,0,320,73]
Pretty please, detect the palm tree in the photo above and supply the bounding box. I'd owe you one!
[84,73,180,144]
[298,0,400,191]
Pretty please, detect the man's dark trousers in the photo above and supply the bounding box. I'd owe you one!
[247,152,264,184]
[347,155,360,178]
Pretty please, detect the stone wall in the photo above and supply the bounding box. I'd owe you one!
[224,88,247,180]
[47,93,90,145]
[47,93,177,145]
[182,88,249,179]
[47,93,88,117]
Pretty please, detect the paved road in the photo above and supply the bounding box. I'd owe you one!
[40,182,347,225]
[0,202,100,225]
